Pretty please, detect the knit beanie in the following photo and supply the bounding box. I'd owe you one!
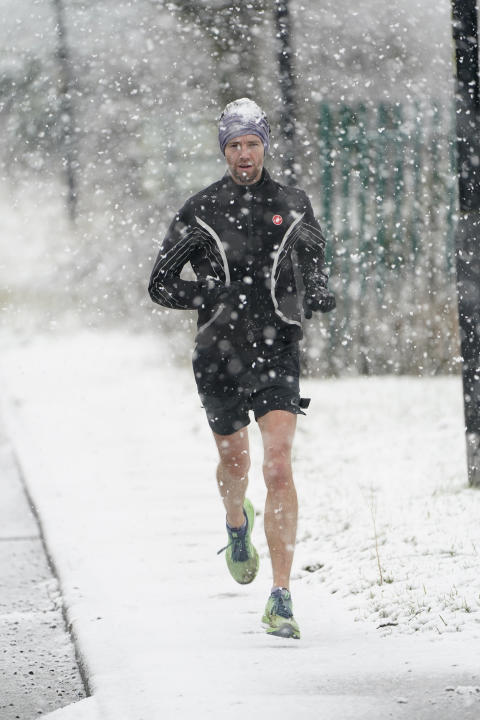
[218,98,270,155]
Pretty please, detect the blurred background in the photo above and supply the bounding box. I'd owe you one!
[0,0,458,377]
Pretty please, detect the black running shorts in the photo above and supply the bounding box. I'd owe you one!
[192,340,310,436]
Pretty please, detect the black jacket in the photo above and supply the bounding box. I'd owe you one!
[148,169,333,347]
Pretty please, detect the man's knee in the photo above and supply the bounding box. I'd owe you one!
[214,428,250,479]
[218,452,251,479]
[263,455,293,492]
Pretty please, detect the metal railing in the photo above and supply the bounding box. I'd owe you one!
[309,101,459,376]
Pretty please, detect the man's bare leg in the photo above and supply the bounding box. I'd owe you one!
[257,410,298,589]
[213,427,250,528]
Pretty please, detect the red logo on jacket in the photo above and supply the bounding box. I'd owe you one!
[272,214,283,225]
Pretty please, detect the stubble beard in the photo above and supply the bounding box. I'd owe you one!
[231,164,262,185]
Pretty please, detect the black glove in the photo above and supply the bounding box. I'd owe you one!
[303,289,336,319]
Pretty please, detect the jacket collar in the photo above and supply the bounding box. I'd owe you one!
[222,167,271,194]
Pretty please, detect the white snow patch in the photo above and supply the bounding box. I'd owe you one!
[41,698,101,720]
[1,331,479,718]
[293,374,480,636]
[221,97,266,124]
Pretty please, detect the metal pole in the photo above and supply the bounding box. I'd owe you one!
[451,0,480,485]
[274,0,297,185]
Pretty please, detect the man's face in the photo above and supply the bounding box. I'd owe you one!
[224,134,265,185]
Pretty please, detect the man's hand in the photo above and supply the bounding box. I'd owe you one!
[303,289,336,319]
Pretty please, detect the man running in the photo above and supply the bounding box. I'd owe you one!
[148,98,335,639]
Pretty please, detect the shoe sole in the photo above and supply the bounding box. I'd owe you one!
[263,621,300,640]
[262,609,301,640]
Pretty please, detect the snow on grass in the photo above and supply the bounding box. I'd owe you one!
[291,375,480,636]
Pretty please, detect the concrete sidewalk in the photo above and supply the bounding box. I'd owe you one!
[0,418,86,719]
[5,408,480,720]
[2,332,480,719]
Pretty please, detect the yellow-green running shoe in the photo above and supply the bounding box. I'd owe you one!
[262,588,300,639]
[217,498,259,585]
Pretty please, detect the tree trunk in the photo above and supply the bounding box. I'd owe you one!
[53,0,78,222]
[274,0,297,185]
[451,0,480,485]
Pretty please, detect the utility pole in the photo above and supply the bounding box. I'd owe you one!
[53,0,78,222]
[274,0,297,185]
[451,0,480,485]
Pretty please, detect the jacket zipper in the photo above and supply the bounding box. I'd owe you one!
[245,189,254,337]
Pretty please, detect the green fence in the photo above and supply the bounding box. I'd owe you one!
[309,102,459,377]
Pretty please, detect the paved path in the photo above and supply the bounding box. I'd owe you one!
[0,419,86,720]
[2,333,480,719]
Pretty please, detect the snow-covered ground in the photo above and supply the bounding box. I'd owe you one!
[1,331,480,719]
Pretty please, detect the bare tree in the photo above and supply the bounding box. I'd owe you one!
[274,0,297,184]
[451,0,480,486]
[165,1,267,107]
[52,0,78,221]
